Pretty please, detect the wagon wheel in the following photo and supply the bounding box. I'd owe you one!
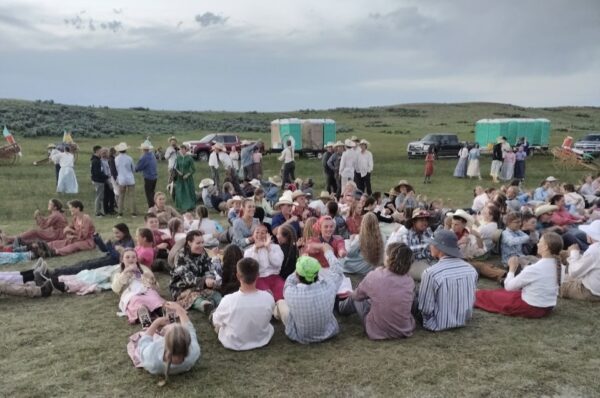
[0,147,18,166]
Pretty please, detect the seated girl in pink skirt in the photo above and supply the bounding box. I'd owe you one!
[111,249,164,324]
[475,232,563,318]
[134,228,157,269]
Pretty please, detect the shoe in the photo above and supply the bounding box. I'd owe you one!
[117,213,123,219]
[95,213,104,217]
[137,306,152,328]
[33,262,50,286]
[40,280,53,297]
[201,300,214,315]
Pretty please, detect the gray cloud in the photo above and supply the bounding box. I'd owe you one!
[100,20,123,32]
[64,13,123,33]
[195,12,228,27]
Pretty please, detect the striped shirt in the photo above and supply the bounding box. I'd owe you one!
[418,256,478,332]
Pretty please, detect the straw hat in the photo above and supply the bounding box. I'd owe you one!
[394,180,413,192]
[350,136,360,142]
[448,209,474,227]
[579,220,600,242]
[294,178,303,186]
[324,142,334,148]
[334,141,345,147]
[114,142,128,152]
[344,139,356,148]
[231,195,243,202]
[198,178,214,189]
[535,204,558,217]
[319,191,332,200]
[47,144,56,149]
[140,138,153,150]
[168,136,177,143]
[292,190,306,200]
[268,175,282,186]
[359,139,370,147]
[249,179,262,189]
[545,176,558,183]
[275,191,294,209]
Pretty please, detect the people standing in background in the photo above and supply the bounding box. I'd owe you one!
[229,146,240,177]
[500,147,516,182]
[100,148,117,215]
[322,142,336,195]
[327,141,344,198]
[135,139,158,209]
[252,146,263,179]
[490,136,506,183]
[339,139,357,188]
[466,143,481,180]
[355,140,373,195]
[114,142,137,218]
[453,143,469,178]
[164,137,179,173]
[514,145,527,182]
[48,144,61,183]
[208,143,224,194]
[279,140,295,189]
[174,144,196,213]
[52,145,78,194]
[424,146,435,184]
[241,140,258,180]
[91,145,109,217]
[108,147,120,211]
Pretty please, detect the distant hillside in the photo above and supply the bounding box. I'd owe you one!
[0,98,598,139]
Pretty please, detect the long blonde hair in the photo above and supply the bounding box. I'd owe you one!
[160,324,191,386]
[359,212,384,267]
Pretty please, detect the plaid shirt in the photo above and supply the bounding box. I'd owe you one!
[401,227,435,263]
[283,251,343,344]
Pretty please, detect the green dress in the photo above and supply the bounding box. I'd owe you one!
[174,154,196,212]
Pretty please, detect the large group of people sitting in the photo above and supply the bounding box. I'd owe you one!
[3,153,600,385]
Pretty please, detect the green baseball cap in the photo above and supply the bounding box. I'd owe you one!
[295,256,321,282]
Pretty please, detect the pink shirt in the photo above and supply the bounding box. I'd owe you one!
[353,267,416,340]
[135,246,156,268]
[307,236,345,268]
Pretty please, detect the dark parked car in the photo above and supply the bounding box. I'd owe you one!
[574,133,600,156]
[407,133,463,158]
[183,134,241,161]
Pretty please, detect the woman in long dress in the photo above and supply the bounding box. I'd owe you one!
[52,146,78,194]
[500,147,516,181]
[513,146,527,181]
[453,144,469,178]
[174,145,196,212]
[466,144,481,179]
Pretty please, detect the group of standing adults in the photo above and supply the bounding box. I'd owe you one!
[320,136,374,197]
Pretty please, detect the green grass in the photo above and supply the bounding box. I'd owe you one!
[1,102,600,397]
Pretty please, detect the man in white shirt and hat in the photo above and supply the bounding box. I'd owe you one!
[354,139,373,195]
[339,139,357,187]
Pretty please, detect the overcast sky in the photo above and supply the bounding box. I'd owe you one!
[0,0,599,111]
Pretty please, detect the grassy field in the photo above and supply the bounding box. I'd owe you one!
[1,102,600,397]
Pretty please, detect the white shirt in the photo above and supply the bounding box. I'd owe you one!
[476,221,498,252]
[309,200,328,216]
[230,151,240,170]
[505,258,558,308]
[278,147,294,163]
[211,290,275,351]
[52,152,75,168]
[115,153,135,186]
[355,150,373,177]
[219,152,233,169]
[244,244,284,278]
[567,242,600,296]
[208,152,220,169]
[472,193,489,213]
[187,218,220,247]
[164,146,178,171]
[339,150,357,179]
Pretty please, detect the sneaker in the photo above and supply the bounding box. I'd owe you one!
[201,300,214,315]
[40,280,53,297]
[33,262,50,286]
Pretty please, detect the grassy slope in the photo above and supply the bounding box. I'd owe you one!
[1,101,600,397]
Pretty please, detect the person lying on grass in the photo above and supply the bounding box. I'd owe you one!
[127,301,200,386]
[169,230,221,315]
[339,242,416,340]
[112,248,164,325]
[475,232,563,318]
[211,257,275,351]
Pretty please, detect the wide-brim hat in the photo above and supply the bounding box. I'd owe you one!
[114,142,128,152]
[350,135,360,142]
[140,139,154,150]
[344,139,356,148]
[268,175,282,185]
[319,191,332,200]
[292,190,306,200]
[275,191,294,209]
[199,178,215,189]
[240,140,252,146]
[168,136,177,143]
[535,204,558,217]
[334,141,344,147]
[448,209,474,227]
[394,180,413,192]
[212,143,225,151]
[47,144,56,149]
[545,176,558,182]
[324,142,334,148]
[249,179,262,189]
[231,195,243,202]
[359,139,370,147]
[430,229,463,258]
[579,220,600,242]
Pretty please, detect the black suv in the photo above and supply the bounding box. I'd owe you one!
[407,133,463,158]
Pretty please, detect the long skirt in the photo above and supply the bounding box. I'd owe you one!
[466,159,480,178]
[500,162,515,181]
[453,158,468,177]
[56,166,78,194]
[20,228,63,243]
[475,289,553,318]
[174,177,196,212]
[48,238,95,256]
[490,160,503,177]
[256,274,285,301]
[125,290,165,324]
[514,160,526,180]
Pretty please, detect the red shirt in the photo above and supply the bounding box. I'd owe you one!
[307,235,345,268]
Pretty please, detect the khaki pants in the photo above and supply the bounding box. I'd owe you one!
[470,261,507,282]
[0,281,41,298]
[118,184,137,216]
[560,278,600,301]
